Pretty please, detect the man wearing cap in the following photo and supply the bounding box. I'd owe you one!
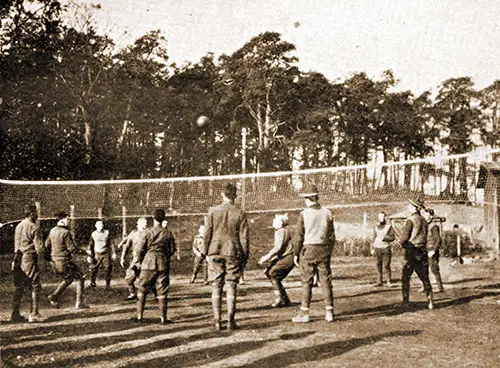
[292,183,335,323]
[399,198,434,309]
[203,183,249,331]
[135,209,176,324]
[46,212,88,310]
[120,217,148,301]
[11,204,45,323]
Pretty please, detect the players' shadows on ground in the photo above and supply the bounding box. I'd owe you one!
[122,331,317,368]
[444,277,485,285]
[3,319,215,359]
[433,291,500,309]
[236,330,423,368]
[18,320,290,368]
[335,288,396,299]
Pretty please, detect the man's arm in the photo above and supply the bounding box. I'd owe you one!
[294,213,305,256]
[259,228,285,264]
[203,212,213,256]
[397,220,413,248]
[427,225,441,252]
[239,212,249,261]
[33,224,44,256]
[384,225,396,242]
[44,232,52,262]
[87,233,95,259]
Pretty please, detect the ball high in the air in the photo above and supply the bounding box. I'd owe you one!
[197,115,209,127]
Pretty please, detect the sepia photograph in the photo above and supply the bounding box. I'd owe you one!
[1,1,499,367]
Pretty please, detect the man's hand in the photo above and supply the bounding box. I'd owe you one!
[11,261,15,272]
[370,248,375,256]
[120,258,126,268]
[112,253,118,261]
[428,250,435,258]
[294,255,300,267]
[258,255,268,266]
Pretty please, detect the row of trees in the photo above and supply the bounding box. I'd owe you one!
[1,0,499,180]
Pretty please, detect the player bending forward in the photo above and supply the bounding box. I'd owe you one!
[46,211,88,310]
[258,214,294,307]
[293,184,335,323]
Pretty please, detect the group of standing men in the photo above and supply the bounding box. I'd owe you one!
[10,182,441,329]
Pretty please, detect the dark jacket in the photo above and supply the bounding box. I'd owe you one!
[138,224,175,271]
[426,223,441,252]
[14,218,43,256]
[203,201,249,260]
[121,229,147,268]
[46,225,74,262]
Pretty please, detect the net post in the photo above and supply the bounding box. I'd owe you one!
[69,205,75,241]
[457,231,461,257]
[241,127,247,211]
[35,201,41,226]
[363,211,367,248]
[98,208,103,220]
[122,206,127,239]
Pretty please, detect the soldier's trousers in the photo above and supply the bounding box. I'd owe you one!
[90,252,112,285]
[51,260,84,299]
[375,247,392,283]
[429,250,444,290]
[12,253,42,314]
[402,246,432,302]
[298,245,334,309]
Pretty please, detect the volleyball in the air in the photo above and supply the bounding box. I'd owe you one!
[196,115,210,127]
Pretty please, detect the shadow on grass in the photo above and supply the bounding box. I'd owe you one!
[237,330,423,368]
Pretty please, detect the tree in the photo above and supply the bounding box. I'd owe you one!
[479,80,500,149]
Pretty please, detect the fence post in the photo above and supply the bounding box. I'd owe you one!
[97,207,103,220]
[70,205,75,242]
[363,211,367,252]
[457,231,461,257]
[122,206,127,239]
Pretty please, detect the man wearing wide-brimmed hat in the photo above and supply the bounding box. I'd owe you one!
[398,197,434,309]
[292,183,335,323]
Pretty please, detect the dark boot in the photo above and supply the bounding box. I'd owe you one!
[49,279,71,308]
[434,273,445,293]
[227,284,237,331]
[75,279,89,309]
[11,287,25,323]
[158,297,170,324]
[136,293,146,322]
[212,287,222,331]
[190,273,197,284]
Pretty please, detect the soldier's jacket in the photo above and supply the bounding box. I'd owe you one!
[398,212,428,248]
[45,225,74,262]
[203,202,249,260]
[14,218,43,256]
[88,229,113,256]
[267,226,293,263]
[121,229,147,267]
[426,223,441,252]
[294,203,335,256]
[138,224,175,271]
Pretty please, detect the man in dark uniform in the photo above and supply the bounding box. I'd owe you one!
[421,208,445,293]
[46,212,88,310]
[120,217,148,301]
[292,183,336,323]
[135,209,175,324]
[398,198,434,309]
[203,183,249,331]
[11,204,45,323]
[87,220,117,290]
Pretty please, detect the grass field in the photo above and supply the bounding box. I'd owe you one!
[1,255,499,368]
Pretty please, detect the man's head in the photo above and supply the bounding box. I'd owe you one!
[95,220,104,231]
[222,183,238,202]
[154,209,166,224]
[408,197,425,214]
[24,204,38,221]
[377,212,387,224]
[55,211,69,226]
[137,217,148,231]
[272,213,289,230]
[300,183,319,207]
[198,224,205,235]
[423,208,435,222]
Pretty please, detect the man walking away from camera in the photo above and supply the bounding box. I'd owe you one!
[292,183,335,323]
[399,198,434,309]
[203,183,249,331]
[11,204,45,323]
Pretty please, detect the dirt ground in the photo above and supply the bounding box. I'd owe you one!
[1,255,499,368]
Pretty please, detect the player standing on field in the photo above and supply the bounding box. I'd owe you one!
[292,183,335,323]
[10,204,45,323]
[87,220,116,290]
[190,224,208,284]
[371,212,396,287]
[420,208,445,293]
[46,212,88,310]
[134,209,175,324]
[120,217,148,301]
[203,183,249,331]
[258,214,294,307]
[398,198,434,309]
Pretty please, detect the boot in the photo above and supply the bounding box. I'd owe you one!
[212,287,222,331]
[75,279,89,310]
[29,289,43,323]
[434,274,445,293]
[159,297,171,324]
[292,307,310,323]
[190,273,197,284]
[325,306,334,322]
[125,283,137,301]
[11,288,26,323]
[227,285,237,331]
[271,290,286,308]
[135,293,146,322]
